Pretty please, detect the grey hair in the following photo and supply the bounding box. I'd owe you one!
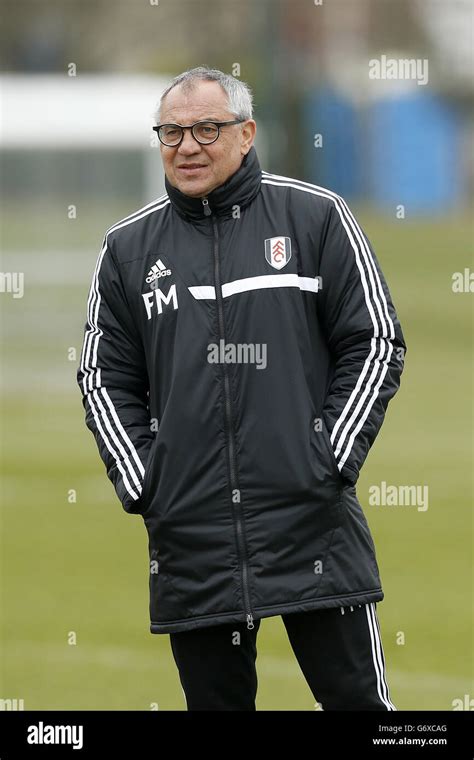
[154,66,254,123]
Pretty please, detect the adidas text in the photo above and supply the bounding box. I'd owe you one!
[146,268,172,283]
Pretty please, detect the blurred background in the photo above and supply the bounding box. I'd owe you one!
[1,0,472,711]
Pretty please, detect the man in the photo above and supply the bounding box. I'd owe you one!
[77,66,406,711]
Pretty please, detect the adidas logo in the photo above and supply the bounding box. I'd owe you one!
[146,258,172,284]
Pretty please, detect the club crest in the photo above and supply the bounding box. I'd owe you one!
[264,237,292,270]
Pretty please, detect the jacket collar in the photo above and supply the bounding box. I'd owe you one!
[164,146,261,221]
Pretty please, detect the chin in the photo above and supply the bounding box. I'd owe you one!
[177,180,211,198]
[180,185,206,198]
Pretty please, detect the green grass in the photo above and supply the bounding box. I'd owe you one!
[1,207,472,710]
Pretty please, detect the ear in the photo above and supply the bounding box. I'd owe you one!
[240,120,257,155]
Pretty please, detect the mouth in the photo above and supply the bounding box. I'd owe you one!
[177,163,208,175]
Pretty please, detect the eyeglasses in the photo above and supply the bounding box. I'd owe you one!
[152,119,245,147]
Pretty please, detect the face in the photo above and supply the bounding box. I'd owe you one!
[158,80,256,198]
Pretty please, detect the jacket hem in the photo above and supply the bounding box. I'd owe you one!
[149,588,384,634]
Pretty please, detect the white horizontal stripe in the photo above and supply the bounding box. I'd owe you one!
[188,274,321,300]
[222,274,321,297]
[297,276,321,293]
[188,285,216,299]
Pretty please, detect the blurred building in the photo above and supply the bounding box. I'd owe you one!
[1,0,472,220]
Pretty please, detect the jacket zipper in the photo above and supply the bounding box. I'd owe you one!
[202,196,255,631]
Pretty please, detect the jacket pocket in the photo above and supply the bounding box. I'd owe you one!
[320,418,344,485]
[138,437,158,515]
[309,414,344,488]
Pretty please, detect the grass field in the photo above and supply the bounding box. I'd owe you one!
[1,200,472,710]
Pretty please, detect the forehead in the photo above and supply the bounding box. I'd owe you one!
[160,80,231,123]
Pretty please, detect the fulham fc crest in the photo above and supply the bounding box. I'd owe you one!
[264,237,292,270]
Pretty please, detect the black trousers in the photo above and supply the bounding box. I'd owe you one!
[169,602,396,711]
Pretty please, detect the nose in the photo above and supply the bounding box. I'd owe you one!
[177,128,202,155]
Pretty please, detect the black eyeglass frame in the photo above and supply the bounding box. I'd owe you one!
[152,119,246,146]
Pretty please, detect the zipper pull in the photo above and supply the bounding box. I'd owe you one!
[202,197,211,216]
[246,613,255,630]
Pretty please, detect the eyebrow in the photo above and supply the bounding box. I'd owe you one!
[162,116,226,124]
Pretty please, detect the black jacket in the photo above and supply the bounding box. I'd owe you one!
[77,146,406,634]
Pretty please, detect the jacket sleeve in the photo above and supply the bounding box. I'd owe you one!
[77,235,154,514]
[317,197,406,486]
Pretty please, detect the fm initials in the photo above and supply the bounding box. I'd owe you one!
[142,284,178,320]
